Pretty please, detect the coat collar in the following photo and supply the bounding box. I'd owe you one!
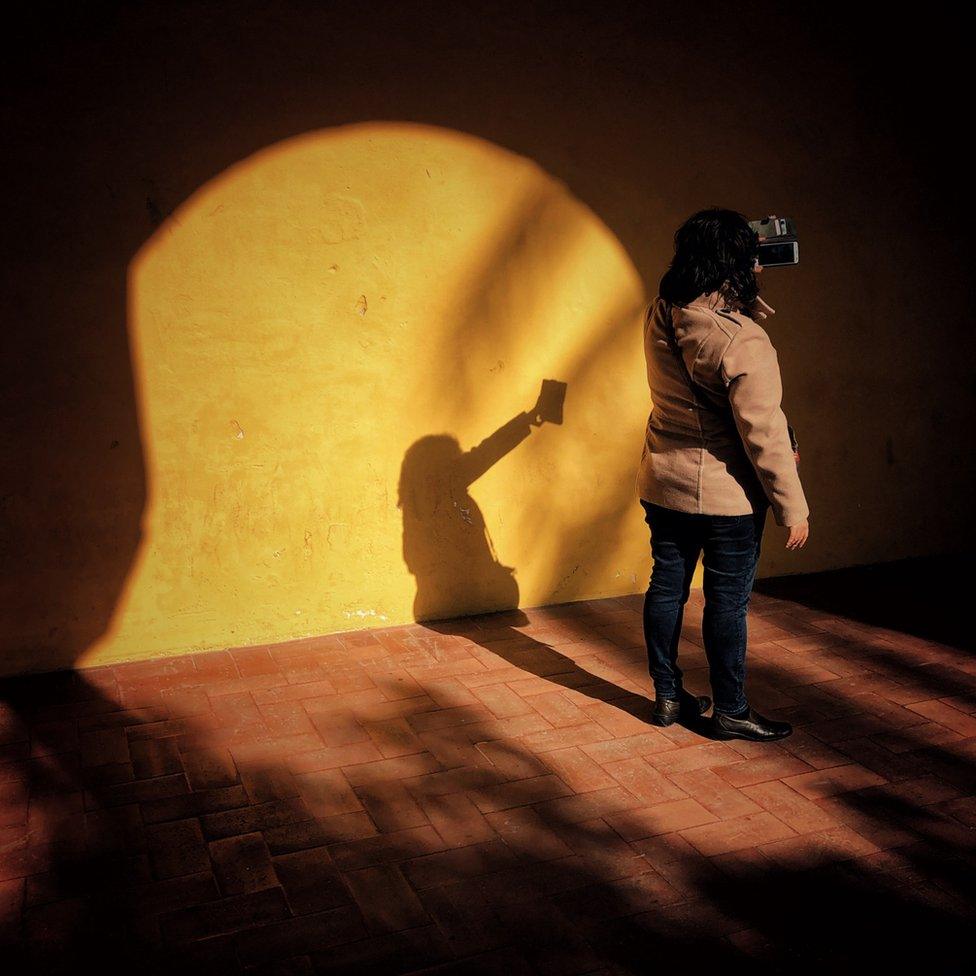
[684,289,730,312]
[653,290,741,319]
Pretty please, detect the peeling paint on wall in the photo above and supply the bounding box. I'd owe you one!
[343,608,389,621]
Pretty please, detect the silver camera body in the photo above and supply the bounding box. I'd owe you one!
[749,216,799,267]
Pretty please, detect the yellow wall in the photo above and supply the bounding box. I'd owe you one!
[106,123,646,669]
[2,4,973,676]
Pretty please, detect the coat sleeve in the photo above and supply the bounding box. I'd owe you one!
[720,327,810,527]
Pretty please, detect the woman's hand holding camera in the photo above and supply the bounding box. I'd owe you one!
[743,294,776,321]
[743,262,776,321]
[738,259,776,321]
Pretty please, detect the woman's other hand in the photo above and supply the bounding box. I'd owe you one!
[786,519,809,550]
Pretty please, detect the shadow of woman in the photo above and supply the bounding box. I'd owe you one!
[398,380,566,625]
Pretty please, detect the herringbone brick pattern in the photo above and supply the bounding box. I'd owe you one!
[2,587,974,974]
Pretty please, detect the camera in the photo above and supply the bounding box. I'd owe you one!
[748,215,799,267]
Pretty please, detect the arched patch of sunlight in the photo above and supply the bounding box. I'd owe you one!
[80,121,649,666]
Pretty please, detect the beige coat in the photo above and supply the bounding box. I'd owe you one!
[635,290,810,528]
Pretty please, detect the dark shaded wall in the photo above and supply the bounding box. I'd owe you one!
[2,0,972,676]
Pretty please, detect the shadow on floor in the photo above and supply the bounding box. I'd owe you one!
[755,552,969,651]
[3,584,974,974]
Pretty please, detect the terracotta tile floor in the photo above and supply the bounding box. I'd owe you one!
[2,559,975,974]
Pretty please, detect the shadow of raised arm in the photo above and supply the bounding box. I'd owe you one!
[456,411,535,488]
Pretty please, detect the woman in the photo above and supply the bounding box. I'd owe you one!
[636,207,810,742]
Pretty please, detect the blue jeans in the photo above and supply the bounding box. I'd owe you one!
[640,499,768,716]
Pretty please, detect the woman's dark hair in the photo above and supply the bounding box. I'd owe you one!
[659,207,760,308]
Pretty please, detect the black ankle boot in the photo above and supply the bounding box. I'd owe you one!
[712,707,792,741]
[652,690,712,727]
